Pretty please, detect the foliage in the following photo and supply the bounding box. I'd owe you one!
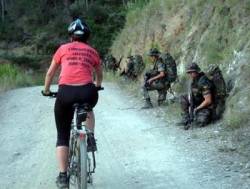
[0,0,127,57]
[0,64,38,92]
[2,54,42,70]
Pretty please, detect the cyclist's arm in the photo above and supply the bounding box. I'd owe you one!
[95,64,103,87]
[44,59,60,93]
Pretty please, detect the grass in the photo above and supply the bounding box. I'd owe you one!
[0,64,44,92]
[2,54,43,70]
[225,111,250,130]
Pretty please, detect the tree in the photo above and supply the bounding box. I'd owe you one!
[1,0,6,22]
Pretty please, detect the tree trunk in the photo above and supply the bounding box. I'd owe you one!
[1,0,5,23]
[85,0,88,10]
[64,0,69,8]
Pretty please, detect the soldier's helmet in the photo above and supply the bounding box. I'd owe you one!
[186,62,201,73]
[127,55,133,60]
[147,48,161,56]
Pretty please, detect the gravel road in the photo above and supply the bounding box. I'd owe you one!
[0,83,249,189]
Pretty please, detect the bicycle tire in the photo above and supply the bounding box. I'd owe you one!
[69,136,78,189]
[78,138,88,189]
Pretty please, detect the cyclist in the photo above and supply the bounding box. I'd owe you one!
[42,18,103,188]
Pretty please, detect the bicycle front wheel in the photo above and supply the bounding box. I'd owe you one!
[78,138,88,189]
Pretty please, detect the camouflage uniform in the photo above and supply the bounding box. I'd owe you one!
[126,56,136,78]
[121,55,145,79]
[103,54,117,72]
[132,55,145,77]
[180,63,214,128]
[142,58,170,107]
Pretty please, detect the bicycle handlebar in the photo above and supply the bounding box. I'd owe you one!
[41,86,104,98]
[41,91,58,97]
[95,86,104,91]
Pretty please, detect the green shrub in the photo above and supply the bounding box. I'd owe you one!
[225,112,249,129]
[0,64,18,79]
[0,64,41,91]
[5,55,41,70]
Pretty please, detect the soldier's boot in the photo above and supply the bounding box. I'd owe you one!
[177,119,190,128]
[158,90,167,107]
[157,100,166,106]
[141,99,153,109]
[177,114,190,130]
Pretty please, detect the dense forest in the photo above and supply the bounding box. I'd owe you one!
[0,0,137,55]
[0,0,149,90]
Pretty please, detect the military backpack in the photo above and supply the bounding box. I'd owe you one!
[160,53,177,83]
[206,65,227,102]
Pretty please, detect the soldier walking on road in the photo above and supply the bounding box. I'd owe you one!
[141,48,170,109]
[179,63,214,130]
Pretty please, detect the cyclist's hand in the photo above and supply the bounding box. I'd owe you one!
[41,90,51,96]
[95,86,104,91]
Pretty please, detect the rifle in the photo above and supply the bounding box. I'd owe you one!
[143,70,159,88]
[185,82,194,130]
[144,72,151,88]
[188,89,194,124]
[116,55,123,69]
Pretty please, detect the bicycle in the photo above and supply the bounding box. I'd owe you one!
[42,86,103,189]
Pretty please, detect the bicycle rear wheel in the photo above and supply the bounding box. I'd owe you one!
[69,138,87,189]
[78,138,88,189]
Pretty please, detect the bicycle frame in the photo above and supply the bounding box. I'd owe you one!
[42,87,103,188]
[68,104,96,189]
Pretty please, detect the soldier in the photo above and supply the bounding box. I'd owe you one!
[141,48,170,109]
[179,63,214,130]
[121,55,145,79]
[103,54,119,73]
[126,55,135,78]
[119,56,133,77]
[133,54,145,78]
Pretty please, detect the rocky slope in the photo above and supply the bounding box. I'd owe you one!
[111,0,250,129]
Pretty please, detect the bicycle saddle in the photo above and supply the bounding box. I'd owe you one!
[74,103,91,126]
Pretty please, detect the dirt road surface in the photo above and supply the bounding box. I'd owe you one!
[0,83,249,189]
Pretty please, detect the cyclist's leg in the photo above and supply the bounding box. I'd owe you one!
[78,83,98,131]
[54,86,74,173]
[77,84,98,152]
[86,111,95,131]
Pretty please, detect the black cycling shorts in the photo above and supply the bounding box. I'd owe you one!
[54,83,98,147]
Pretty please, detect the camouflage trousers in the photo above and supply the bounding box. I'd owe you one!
[142,80,170,102]
[180,95,212,127]
[213,97,226,120]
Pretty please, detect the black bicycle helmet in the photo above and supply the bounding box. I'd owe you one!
[68,19,90,40]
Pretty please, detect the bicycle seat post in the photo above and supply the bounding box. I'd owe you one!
[74,103,91,130]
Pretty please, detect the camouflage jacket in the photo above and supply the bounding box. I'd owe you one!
[191,72,214,107]
[147,59,167,81]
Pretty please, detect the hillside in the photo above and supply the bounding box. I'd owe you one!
[111,0,250,128]
[0,0,126,91]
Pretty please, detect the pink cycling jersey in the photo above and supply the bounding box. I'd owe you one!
[53,41,100,85]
